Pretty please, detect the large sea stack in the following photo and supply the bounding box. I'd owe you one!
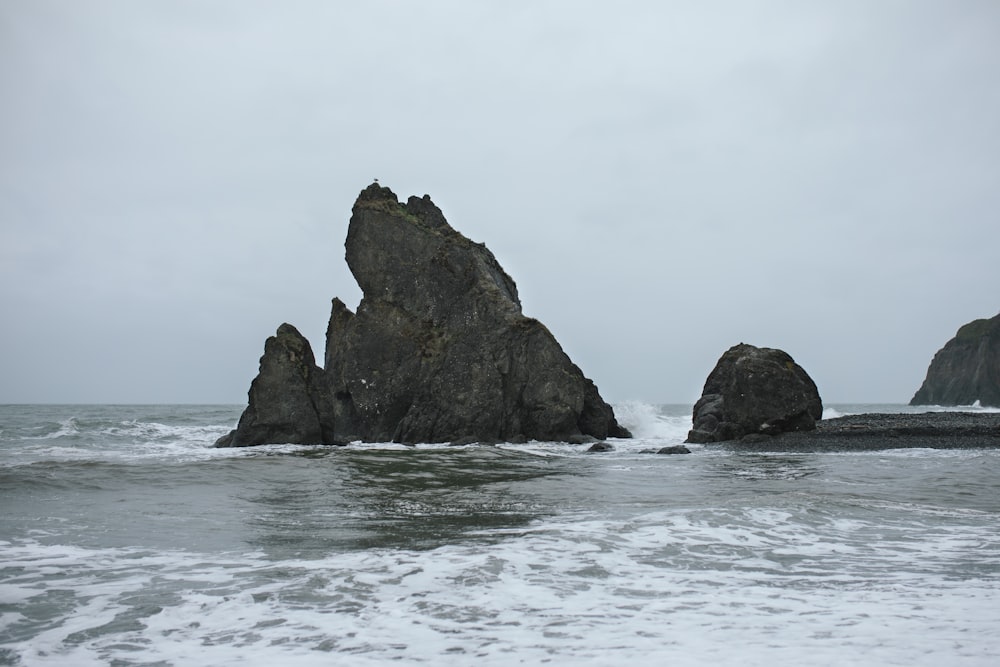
[686,343,823,443]
[216,183,630,447]
[910,313,1000,408]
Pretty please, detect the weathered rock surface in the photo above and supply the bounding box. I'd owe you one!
[656,445,691,455]
[217,183,630,447]
[214,324,339,448]
[910,313,1000,408]
[686,343,823,444]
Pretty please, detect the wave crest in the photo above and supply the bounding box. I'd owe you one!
[613,401,692,441]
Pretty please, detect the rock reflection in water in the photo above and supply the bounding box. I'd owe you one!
[244,446,569,555]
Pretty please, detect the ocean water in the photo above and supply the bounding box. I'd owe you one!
[1,403,999,666]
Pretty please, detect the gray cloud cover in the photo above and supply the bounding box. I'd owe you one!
[2,0,998,405]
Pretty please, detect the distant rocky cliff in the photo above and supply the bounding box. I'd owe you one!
[217,183,630,446]
[910,313,1000,408]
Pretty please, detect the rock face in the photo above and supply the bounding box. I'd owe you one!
[214,324,338,448]
[686,343,823,443]
[910,314,1000,407]
[217,183,630,447]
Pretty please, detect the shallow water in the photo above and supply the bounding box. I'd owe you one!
[1,404,999,665]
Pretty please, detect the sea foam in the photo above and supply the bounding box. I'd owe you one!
[4,500,999,667]
[612,401,691,441]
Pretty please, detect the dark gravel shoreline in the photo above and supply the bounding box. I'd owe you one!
[710,411,1000,452]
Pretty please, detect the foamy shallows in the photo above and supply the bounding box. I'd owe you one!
[2,404,999,666]
[4,504,999,667]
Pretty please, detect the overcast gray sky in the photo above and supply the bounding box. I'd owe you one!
[2,0,998,405]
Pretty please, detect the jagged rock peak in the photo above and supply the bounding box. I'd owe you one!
[353,182,453,234]
[345,182,520,322]
[910,313,1000,408]
[217,182,629,446]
